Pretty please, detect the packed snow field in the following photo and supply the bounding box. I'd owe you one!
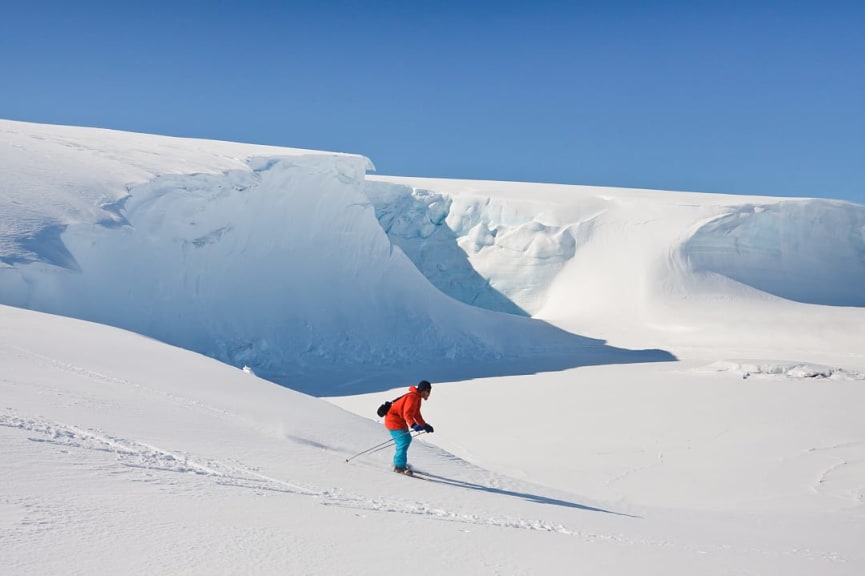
[2,120,864,574]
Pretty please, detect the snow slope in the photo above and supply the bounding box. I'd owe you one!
[3,305,864,575]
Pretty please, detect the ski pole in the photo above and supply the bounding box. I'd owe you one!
[362,430,426,458]
[345,436,400,463]
[345,430,424,463]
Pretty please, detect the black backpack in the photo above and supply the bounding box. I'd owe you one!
[376,394,405,417]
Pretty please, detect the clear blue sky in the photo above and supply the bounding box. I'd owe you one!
[2,0,863,203]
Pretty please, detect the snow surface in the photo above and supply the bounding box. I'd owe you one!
[2,119,865,575]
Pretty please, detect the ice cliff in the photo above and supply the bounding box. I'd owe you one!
[1,121,673,394]
[2,120,863,394]
[683,201,865,306]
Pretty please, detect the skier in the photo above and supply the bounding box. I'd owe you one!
[383,380,434,475]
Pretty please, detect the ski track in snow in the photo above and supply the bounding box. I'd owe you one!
[1,343,857,565]
[1,344,588,536]
[0,411,318,495]
[0,411,579,536]
[318,494,574,535]
[807,441,865,506]
[1,412,851,564]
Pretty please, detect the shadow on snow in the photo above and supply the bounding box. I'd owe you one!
[413,470,639,518]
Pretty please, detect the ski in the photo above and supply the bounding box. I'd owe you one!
[393,466,429,480]
[396,471,427,480]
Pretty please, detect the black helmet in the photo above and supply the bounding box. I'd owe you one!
[417,380,431,393]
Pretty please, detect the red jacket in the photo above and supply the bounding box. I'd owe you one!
[384,386,428,431]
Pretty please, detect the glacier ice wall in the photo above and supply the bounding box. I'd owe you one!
[1,150,667,394]
[5,121,864,394]
[364,180,583,315]
[364,177,865,335]
[683,201,865,306]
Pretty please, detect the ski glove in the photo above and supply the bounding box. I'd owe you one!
[423,424,434,433]
[411,424,424,432]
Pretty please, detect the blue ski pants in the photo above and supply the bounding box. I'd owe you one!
[390,429,413,469]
